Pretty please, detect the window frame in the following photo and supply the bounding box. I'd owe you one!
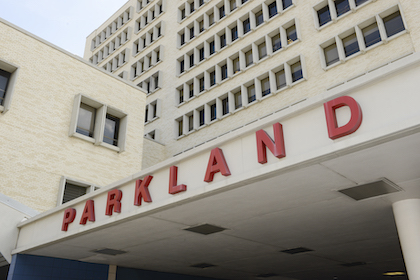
[0,59,19,114]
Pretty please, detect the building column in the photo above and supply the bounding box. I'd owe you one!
[392,199,420,279]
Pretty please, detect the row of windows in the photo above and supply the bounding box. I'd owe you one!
[69,94,127,152]
[90,28,131,65]
[177,18,298,76]
[101,49,128,73]
[178,0,208,22]
[131,45,162,80]
[314,0,373,29]
[137,71,162,94]
[175,55,305,137]
[133,21,164,56]
[321,6,406,68]
[90,7,133,51]
[144,99,162,123]
[178,0,293,48]
[137,0,153,12]
[134,0,165,33]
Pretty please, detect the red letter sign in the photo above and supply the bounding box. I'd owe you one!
[256,123,286,164]
[105,189,123,216]
[134,175,153,206]
[61,208,76,231]
[324,96,363,140]
[204,148,231,182]
[80,200,95,225]
[169,166,187,194]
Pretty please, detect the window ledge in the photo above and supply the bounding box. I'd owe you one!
[99,142,121,153]
[71,133,96,144]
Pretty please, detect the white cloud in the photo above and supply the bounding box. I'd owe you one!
[0,0,129,57]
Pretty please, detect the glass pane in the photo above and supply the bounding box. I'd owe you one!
[63,183,87,203]
[324,43,339,66]
[243,19,250,33]
[261,78,270,96]
[246,50,253,66]
[343,33,359,57]
[189,115,194,131]
[220,34,226,48]
[256,11,264,26]
[199,109,205,126]
[383,11,405,38]
[248,85,256,103]
[221,65,228,80]
[234,92,242,109]
[286,25,297,44]
[210,71,216,86]
[272,34,282,52]
[318,6,331,27]
[210,104,216,120]
[276,70,286,89]
[355,0,368,6]
[103,114,120,146]
[76,103,96,137]
[0,69,10,104]
[233,58,240,73]
[178,119,183,136]
[363,22,381,48]
[291,61,303,82]
[268,2,278,18]
[282,0,293,9]
[335,0,350,17]
[259,43,267,59]
[232,26,238,41]
[222,98,229,115]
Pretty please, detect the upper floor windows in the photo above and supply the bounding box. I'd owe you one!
[90,27,131,65]
[313,0,374,29]
[69,94,127,152]
[134,0,165,33]
[320,6,407,69]
[133,21,164,55]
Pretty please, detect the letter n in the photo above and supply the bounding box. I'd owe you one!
[204,148,231,182]
[169,166,187,194]
[324,96,363,140]
[256,122,286,164]
[80,200,95,225]
[61,208,76,231]
[134,175,153,206]
[105,189,123,216]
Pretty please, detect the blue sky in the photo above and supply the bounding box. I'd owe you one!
[0,0,128,57]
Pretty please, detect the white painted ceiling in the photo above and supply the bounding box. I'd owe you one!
[25,131,420,280]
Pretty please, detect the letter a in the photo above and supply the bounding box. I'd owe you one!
[134,175,153,206]
[256,122,286,164]
[80,200,95,225]
[169,166,187,194]
[204,148,231,182]
[324,96,362,140]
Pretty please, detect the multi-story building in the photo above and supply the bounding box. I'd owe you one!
[4,0,420,280]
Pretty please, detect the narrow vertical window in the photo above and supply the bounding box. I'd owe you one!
[209,13,215,25]
[189,53,195,68]
[210,71,216,86]
[317,6,331,27]
[220,34,226,48]
[286,25,297,44]
[219,6,225,19]
[188,115,194,131]
[190,27,195,39]
[243,18,251,34]
[199,47,205,61]
[230,0,237,11]
[210,103,217,121]
[103,114,120,146]
[0,69,11,106]
[275,70,286,89]
[178,119,183,136]
[231,26,238,41]
[222,97,229,115]
[199,77,205,92]
[190,2,195,13]
[272,33,281,52]
[245,50,253,66]
[209,41,215,55]
[234,91,242,109]
[199,108,205,126]
[179,88,184,103]
[261,78,271,97]
[77,103,96,137]
[189,83,194,98]
[221,64,228,80]
[233,57,240,73]
[255,11,264,26]
[268,2,278,18]
[248,85,256,103]
[258,42,267,59]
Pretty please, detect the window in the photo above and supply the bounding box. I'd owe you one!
[188,114,194,131]
[317,5,331,27]
[383,11,405,38]
[180,33,185,45]
[247,85,256,103]
[243,18,251,34]
[286,25,297,44]
[199,0,205,6]
[180,59,185,73]
[190,2,195,13]
[258,42,267,60]
[324,43,339,66]
[177,118,183,136]
[199,20,204,32]
[190,53,195,68]
[230,0,237,11]
[255,11,264,26]
[199,47,205,61]
[275,69,286,89]
[234,91,242,109]
[231,26,238,41]
[291,61,303,82]
[220,33,227,48]
[272,33,282,52]
[189,82,194,98]
[245,50,253,67]
[282,0,293,9]
[233,57,240,73]
[104,114,120,146]
[210,71,216,87]
[221,64,228,80]
[222,97,229,115]
[190,26,195,39]
[0,67,15,110]
[219,6,225,19]
[181,8,186,20]
[362,22,381,48]
[334,0,350,17]
[76,103,96,137]
[209,13,215,25]
[210,103,217,121]
[199,77,205,92]
[355,0,368,6]
[70,94,127,151]
[261,77,271,97]
[58,177,98,205]
[199,108,205,126]
[268,2,278,18]
[179,87,184,103]
[342,33,359,57]
[209,40,215,55]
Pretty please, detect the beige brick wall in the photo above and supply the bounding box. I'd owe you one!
[85,0,420,163]
[0,20,146,212]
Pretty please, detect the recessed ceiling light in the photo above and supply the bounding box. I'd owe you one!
[280,247,313,254]
[340,261,366,267]
[338,178,401,201]
[92,248,127,256]
[190,263,216,269]
[383,272,405,276]
[184,223,227,235]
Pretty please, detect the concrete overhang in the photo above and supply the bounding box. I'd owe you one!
[11,52,420,280]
